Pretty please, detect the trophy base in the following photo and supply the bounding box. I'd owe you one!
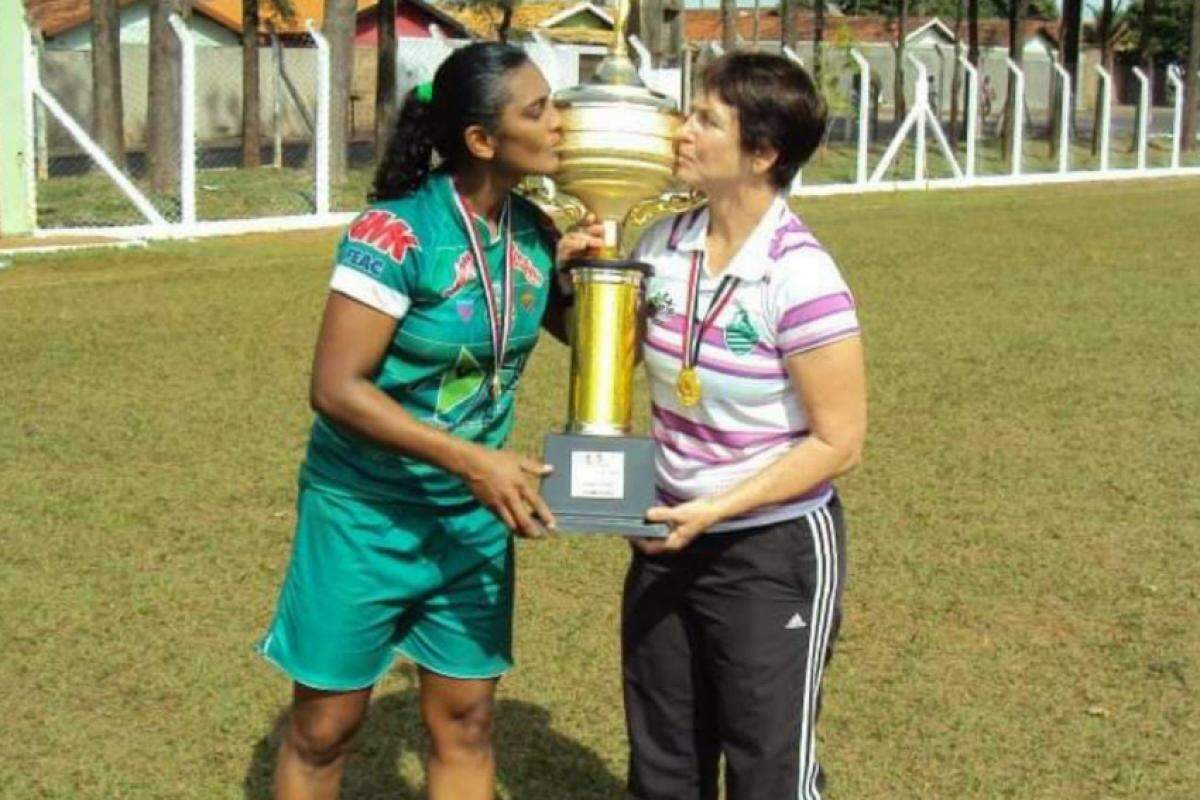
[541,433,668,538]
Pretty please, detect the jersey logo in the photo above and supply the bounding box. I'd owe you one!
[443,249,477,298]
[444,243,543,298]
[510,242,544,288]
[348,210,420,263]
[767,217,818,261]
[724,307,761,356]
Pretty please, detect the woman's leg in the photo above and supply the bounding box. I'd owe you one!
[419,668,499,800]
[274,683,373,800]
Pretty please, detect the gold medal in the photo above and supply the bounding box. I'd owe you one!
[676,367,701,407]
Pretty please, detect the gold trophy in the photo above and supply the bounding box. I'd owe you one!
[537,0,697,537]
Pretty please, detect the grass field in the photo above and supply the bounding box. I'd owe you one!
[2,179,1199,799]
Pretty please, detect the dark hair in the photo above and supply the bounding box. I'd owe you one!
[370,42,532,201]
[701,52,828,190]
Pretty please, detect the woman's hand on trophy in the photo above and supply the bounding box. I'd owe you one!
[634,498,725,554]
[556,214,606,267]
[458,444,557,539]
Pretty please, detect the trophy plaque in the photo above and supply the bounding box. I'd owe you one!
[538,0,698,538]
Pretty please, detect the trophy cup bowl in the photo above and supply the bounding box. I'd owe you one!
[537,40,695,538]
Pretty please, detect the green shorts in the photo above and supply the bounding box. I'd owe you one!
[257,483,514,690]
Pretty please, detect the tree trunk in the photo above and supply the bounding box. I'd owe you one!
[90,0,125,171]
[498,0,514,43]
[1182,0,1199,152]
[1001,0,1025,162]
[721,0,737,50]
[894,0,908,121]
[779,0,795,52]
[752,0,760,50]
[375,0,396,151]
[1133,0,1157,151]
[949,0,964,143]
[1091,0,1112,154]
[323,0,357,184]
[148,0,186,194]
[814,0,825,87]
[241,0,261,168]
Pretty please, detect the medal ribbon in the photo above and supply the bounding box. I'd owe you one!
[451,187,514,399]
[680,251,740,371]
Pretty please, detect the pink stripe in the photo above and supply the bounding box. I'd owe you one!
[652,427,743,466]
[780,325,860,356]
[652,314,779,358]
[645,331,786,379]
[779,292,855,332]
[651,403,804,448]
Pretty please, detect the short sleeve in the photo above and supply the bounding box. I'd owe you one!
[329,208,420,319]
[769,250,861,358]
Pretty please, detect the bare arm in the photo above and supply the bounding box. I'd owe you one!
[641,335,867,552]
[310,292,555,536]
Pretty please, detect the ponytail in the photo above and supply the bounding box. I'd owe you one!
[369,42,532,202]
[369,87,436,201]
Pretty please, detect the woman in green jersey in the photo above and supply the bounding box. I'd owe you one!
[258,43,600,800]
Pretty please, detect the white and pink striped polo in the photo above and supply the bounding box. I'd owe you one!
[634,195,861,532]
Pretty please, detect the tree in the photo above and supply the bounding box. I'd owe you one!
[780,0,797,53]
[1050,0,1082,158]
[1089,0,1120,154]
[1001,0,1027,163]
[1183,0,1199,151]
[376,0,397,151]
[90,0,125,171]
[814,0,826,87]
[1130,0,1159,152]
[894,0,909,121]
[148,0,187,194]
[241,0,261,167]
[722,0,737,50]
[323,0,357,184]
[948,0,965,142]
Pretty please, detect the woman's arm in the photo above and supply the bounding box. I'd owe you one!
[310,292,556,537]
[641,335,866,552]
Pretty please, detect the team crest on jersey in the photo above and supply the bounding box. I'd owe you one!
[348,210,420,263]
[723,307,761,356]
[646,288,675,323]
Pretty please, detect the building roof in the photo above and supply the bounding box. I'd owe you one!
[25,0,470,40]
[682,11,1057,49]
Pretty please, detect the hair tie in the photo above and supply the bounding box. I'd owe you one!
[415,81,434,104]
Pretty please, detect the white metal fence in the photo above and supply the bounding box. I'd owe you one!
[19,14,1200,242]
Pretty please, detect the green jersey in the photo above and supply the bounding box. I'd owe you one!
[302,172,558,507]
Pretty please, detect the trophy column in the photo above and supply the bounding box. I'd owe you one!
[540,260,667,538]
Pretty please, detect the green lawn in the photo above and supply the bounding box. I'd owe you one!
[2,179,1198,799]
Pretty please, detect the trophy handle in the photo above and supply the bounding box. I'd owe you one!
[623,190,706,232]
[516,180,590,232]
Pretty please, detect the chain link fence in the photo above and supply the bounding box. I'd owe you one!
[25,23,1200,234]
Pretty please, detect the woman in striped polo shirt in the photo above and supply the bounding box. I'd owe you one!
[623,53,868,800]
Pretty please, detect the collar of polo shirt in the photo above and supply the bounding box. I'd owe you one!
[671,194,791,282]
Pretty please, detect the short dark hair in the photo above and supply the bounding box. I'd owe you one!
[701,52,828,190]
